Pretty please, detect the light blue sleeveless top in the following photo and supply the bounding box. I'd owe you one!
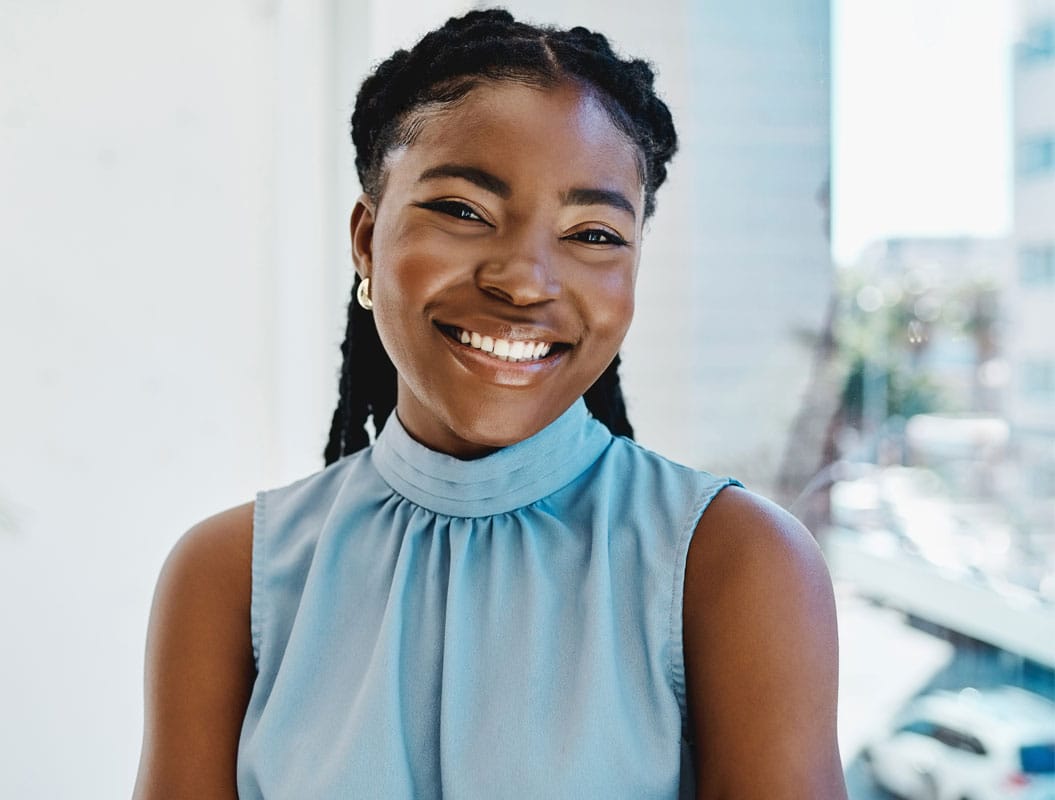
[237,399,742,799]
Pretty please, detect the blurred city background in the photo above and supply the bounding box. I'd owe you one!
[1,0,1052,797]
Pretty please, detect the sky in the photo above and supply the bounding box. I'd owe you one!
[832,0,1016,265]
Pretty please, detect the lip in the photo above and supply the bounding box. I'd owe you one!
[435,322,570,387]
[434,317,571,346]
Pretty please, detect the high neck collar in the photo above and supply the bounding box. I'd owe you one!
[371,399,612,518]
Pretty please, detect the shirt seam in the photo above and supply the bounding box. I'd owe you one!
[250,490,268,669]
[667,476,744,743]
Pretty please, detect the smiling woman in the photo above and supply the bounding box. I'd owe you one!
[359,80,640,456]
[134,9,847,800]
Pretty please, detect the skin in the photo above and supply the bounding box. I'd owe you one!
[134,79,847,799]
[354,80,643,457]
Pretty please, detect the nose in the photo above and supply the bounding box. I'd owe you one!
[475,228,560,306]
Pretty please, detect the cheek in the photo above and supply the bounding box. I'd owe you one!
[374,224,443,291]
[369,237,462,377]
[373,228,458,316]
[381,252,440,300]
[577,266,636,341]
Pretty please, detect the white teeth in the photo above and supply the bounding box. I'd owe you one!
[451,327,556,362]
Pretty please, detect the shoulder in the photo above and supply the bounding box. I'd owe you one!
[683,486,836,677]
[687,485,831,595]
[134,502,256,799]
[683,486,847,798]
[149,503,256,638]
[160,502,255,596]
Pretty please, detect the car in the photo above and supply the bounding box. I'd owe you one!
[862,685,1055,800]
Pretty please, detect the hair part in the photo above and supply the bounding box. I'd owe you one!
[325,8,673,464]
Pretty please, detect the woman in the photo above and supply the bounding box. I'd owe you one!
[135,10,847,799]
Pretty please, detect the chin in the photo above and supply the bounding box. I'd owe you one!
[394,369,591,458]
[449,408,553,450]
[432,395,573,457]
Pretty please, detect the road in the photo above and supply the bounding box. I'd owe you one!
[835,585,1054,799]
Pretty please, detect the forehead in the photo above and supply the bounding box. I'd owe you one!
[384,81,643,202]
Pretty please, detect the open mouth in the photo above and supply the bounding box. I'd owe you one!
[437,324,569,363]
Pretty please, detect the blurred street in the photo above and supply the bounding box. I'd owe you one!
[835,583,1054,798]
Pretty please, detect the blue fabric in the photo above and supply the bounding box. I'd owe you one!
[237,398,742,799]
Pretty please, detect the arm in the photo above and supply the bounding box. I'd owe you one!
[133,502,256,800]
[684,486,847,800]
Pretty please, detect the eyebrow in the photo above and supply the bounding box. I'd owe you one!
[417,162,637,221]
[418,164,511,198]
[562,187,636,220]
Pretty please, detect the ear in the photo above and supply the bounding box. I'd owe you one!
[350,194,376,279]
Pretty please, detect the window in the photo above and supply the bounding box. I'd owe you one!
[1018,136,1055,177]
[1030,462,1055,495]
[1020,743,1055,774]
[1020,244,1055,286]
[933,726,987,755]
[1017,20,1055,65]
[898,719,937,737]
[1022,360,1055,399]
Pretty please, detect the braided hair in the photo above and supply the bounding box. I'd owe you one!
[324,9,678,465]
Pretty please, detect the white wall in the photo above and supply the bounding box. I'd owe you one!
[0,1,367,795]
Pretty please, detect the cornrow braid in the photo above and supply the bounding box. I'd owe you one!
[583,354,635,440]
[323,275,396,465]
[325,8,676,464]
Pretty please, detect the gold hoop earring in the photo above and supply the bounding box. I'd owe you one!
[356,277,373,310]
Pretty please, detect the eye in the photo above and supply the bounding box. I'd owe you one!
[563,228,629,247]
[415,199,489,224]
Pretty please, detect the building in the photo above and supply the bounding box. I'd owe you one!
[1011,0,1055,503]
[855,236,1013,417]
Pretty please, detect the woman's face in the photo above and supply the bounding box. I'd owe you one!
[351,80,644,458]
